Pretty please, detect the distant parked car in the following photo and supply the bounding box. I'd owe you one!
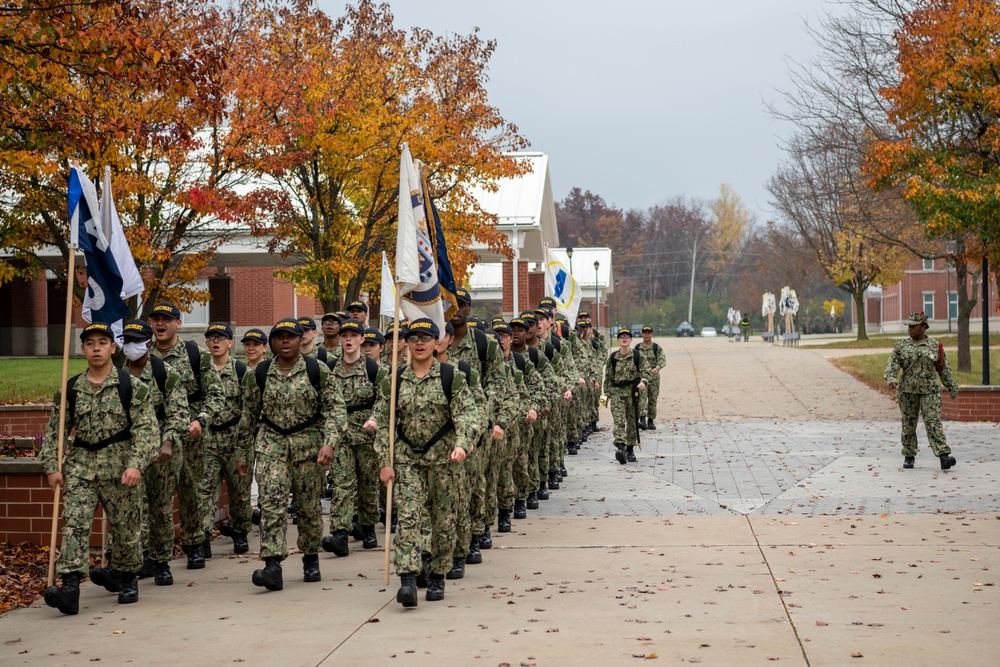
[700,326,717,337]
[630,324,644,337]
[676,321,696,337]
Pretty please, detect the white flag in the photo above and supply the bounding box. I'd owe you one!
[830,304,836,318]
[380,251,396,319]
[395,143,422,295]
[544,248,582,324]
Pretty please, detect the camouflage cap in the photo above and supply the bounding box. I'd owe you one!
[907,312,929,326]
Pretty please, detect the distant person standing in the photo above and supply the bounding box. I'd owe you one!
[636,326,665,430]
[739,315,752,342]
[604,328,650,464]
[884,312,959,470]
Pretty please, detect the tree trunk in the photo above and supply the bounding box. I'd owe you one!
[953,256,981,373]
[851,288,868,340]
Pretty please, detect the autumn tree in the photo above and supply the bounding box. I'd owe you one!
[866,0,1000,370]
[238,0,527,310]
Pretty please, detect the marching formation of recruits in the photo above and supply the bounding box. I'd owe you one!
[41,290,652,614]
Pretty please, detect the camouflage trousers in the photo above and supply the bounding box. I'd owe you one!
[178,429,207,546]
[609,388,639,447]
[496,421,520,511]
[640,374,661,420]
[393,458,461,577]
[200,427,253,537]
[513,421,533,500]
[453,437,479,557]
[545,399,566,475]
[329,437,380,532]
[141,448,183,563]
[471,432,497,535]
[898,391,951,457]
[255,454,324,560]
[57,474,142,576]
[526,415,544,493]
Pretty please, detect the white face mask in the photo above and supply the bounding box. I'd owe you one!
[122,341,149,361]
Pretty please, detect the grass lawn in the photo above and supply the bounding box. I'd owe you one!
[805,332,1000,349]
[0,358,89,404]
[832,349,1000,399]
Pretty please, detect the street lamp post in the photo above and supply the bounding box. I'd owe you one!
[615,278,620,332]
[566,246,574,276]
[594,260,601,333]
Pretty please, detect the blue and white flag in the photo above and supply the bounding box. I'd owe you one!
[68,165,143,335]
[544,248,582,324]
[427,192,459,320]
[395,146,445,337]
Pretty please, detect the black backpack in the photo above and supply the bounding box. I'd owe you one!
[253,355,323,436]
[609,348,642,377]
[392,361,466,453]
[66,367,136,451]
[183,339,206,403]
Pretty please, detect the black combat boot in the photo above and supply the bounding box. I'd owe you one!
[426,573,445,602]
[903,456,915,469]
[467,537,483,565]
[251,507,261,526]
[416,553,432,588]
[218,520,234,537]
[626,446,637,463]
[89,565,125,593]
[321,529,350,557]
[479,527,493,550]
[361,525,378,550]
[44,572,81,615]
[117,572,139,604]
[526,493,539,510]
[547,471,560,490]
[186,543,205,569]
[154,562,173,586]
[567,441,578,455]
[251,557,283,591]
[537,481,549,500]
[498,509,512,533]
[202,535,213,559]
[615,445,627,465]
[232,532,249,554]
[560,464,568,478]
[350,520,363,541]
[647,419,657,431]
[513,500,527,520]
[138,553,155,579]
[638,416,648,430]
[446,556,465,580]
[302,554,321,582]
[397,573,418,608]
[940,453,957,470]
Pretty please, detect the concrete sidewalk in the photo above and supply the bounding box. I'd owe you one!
[2,337,997,666]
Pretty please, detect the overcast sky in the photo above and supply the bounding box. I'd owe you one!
[317,0,836,220]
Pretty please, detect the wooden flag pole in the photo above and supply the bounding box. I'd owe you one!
[47,248,77,586]
[383,281,405,586]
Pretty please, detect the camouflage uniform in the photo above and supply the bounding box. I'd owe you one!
[884,336,959,457]
[129,359,188,564]
[637,341,666,421]
[374,360,479,576]
[150,340,223,547]
[498,352,539,512]
[39,372,158,576]
[328,357,385,533]
[604,348,652,448]
[236,357,347,561]
[201,358,252,537]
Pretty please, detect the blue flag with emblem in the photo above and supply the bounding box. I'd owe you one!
[426,192,459,320]
[544,247,582,324]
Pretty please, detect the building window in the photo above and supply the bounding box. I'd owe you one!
[949,291,958,320]
[922,258,934,271]
[922,292,934,320]
[181,280,210,325]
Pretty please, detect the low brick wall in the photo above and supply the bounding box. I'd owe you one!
[942,386,1000,422]
[0,405,52,438]
[1,458,230,547]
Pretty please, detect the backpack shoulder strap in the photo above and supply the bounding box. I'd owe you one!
[609,350,618,375]
[235,360,247,384]
[255,359,272,395]
[472,328,488,365]
[303,354,321,392]
[653,342,660,355]
[116,367,134,426]
[443,361,460,403]
[149,355,168,395]
[364,356,379,384]
[317,347,327,363]
[633,348,641,371]
[513,351,526,372]
[183,339,203,381]
[66,373,82,422]
[527,346,539,365]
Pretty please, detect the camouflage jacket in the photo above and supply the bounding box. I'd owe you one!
[374,359,480,468]
[330,354,386,444]
[452,327,509,423]
[501,352,539,422]
[213,357,244,431]
[121,358,189,448]
[150,339,223,428]
[236,356,347,463]
[604,347,653,393]
[39,371,158,480]
[884,336,959,396]
[637,341,667,375]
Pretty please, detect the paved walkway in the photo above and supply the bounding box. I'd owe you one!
[2,336,997,666]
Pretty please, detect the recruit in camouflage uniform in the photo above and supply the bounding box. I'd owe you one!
[324,320,386,556]
[235,318,347,590]
[884,311,959,470]
[605,328,652,464]
[41,322,159,614]
[374,318,479,607]
[636,326,666,429]
[200,323,253,556]
[148,302,224,569]
[509,316,552,516]
[119,318,190,586]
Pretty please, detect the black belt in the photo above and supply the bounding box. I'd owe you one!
[346,400,376,414]
[74,428,131,452]
[210,415,241,432]
[610,380,634,388]
[259,412,321,437]
[398,420,454,454]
